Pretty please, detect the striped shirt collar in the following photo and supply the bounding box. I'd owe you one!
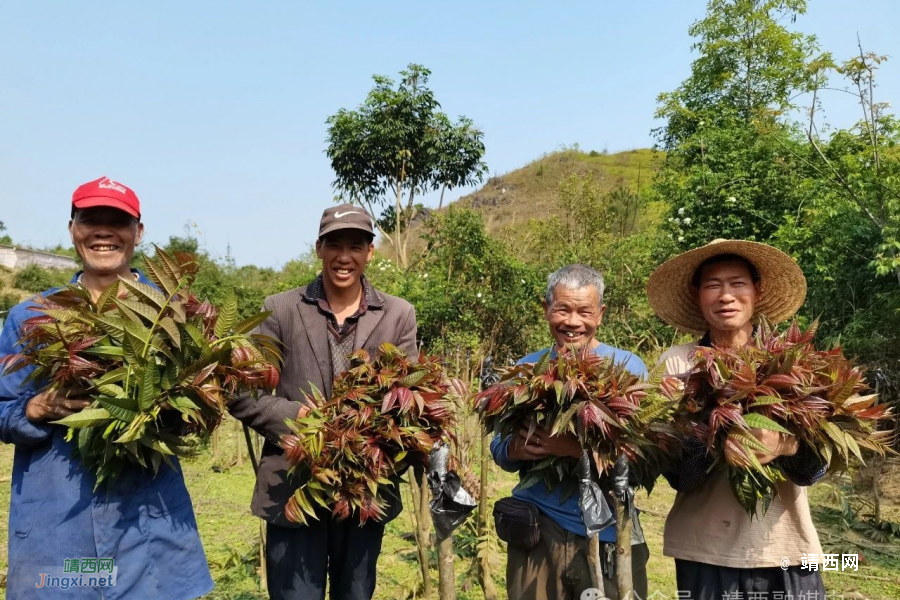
[301,273,383,311]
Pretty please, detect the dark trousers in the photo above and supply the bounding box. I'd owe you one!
[266,515,386,600]
[675,559,826,600]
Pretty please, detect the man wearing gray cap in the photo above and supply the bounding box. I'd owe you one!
[229,204,417,600]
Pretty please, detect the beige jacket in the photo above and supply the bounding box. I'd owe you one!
[659,341,823,568]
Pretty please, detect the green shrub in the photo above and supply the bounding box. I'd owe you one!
[13,264,71,292]
[1,292,19,312]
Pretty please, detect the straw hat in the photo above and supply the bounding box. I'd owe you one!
[646,239,807,335]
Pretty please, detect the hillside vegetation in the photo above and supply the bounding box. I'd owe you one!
[452,148,659,234]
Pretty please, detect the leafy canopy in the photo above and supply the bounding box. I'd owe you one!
[325,64,488,268]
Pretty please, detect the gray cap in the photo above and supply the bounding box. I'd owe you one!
[318,203,375,239]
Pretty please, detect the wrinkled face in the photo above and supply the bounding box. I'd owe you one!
[543,285,605,349]
[69,207,143,276]
[315,229,374,291]
[696,260,760,332]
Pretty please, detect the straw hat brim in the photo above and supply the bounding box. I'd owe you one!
[646,240,807,335]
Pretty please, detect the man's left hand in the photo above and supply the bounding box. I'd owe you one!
[522,426,582,460]
[750,428,799,465]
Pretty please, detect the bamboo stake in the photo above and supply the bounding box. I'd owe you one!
[234,418,243,467]
[615,497,632,600]
[436,534,456,600]
[477,433,498,600]
[409,474,433,598]
[614,454,633,600]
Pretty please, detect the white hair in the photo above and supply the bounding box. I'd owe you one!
[545,264,605,306]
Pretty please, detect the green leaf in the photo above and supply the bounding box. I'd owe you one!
[142,252,179,297]
[94,281,122,312]
[398,369,428,388]
[160,360,179,391]
[92,367,128,387]
[97,384,127,398]
[533,349,551,375]
[52,407,111,428]
[551,402,581,436]
[214,289,238,338]
[748,395,785,408]
[118,277,167,310]
[168,395,201,411]
[140,365,161,412]
[93,314,126,340]
[158,317,181,349]
[115,421,146,443]
[743,413,790,434]
[183,321,207,349]
[123,319,151,346]
[82,345,125,359]
[98,397,139,423]
[232,311,271,335]
[114,296,160,324]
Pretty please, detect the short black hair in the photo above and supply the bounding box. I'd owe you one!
[318,230,375,245]
[70,207,141,223]
[691,253,760,287]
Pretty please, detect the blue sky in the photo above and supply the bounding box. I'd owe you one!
[2,1,897,267]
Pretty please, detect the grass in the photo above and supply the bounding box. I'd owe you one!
[1,422,898,600]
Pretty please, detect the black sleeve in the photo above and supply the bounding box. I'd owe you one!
[778,441,827,487]
[663,436,716,493]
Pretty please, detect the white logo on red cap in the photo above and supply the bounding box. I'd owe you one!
[97,177,127,194]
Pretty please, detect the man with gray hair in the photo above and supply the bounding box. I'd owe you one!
[490,263,650,600]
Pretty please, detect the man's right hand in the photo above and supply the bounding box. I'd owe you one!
[506,426,583,461]
[25,389,90,423]
[506,428,545,461]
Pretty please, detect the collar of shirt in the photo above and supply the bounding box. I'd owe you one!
[698,325,758,348]
[72,269,143,286]
[301,273,383,323]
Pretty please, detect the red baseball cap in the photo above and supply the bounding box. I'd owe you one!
[71,176,141,219]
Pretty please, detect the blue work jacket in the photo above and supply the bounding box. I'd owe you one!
[0,271,213,599]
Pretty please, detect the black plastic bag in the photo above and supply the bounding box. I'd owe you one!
[427,440,477,539]
[612,453,646,544]
[577,449,614,535]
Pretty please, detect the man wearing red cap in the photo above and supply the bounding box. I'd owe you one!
[0,177,213,599]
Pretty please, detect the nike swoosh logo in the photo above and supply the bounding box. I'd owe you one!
[334,211,360,218]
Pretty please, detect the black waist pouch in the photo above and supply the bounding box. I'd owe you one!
[493,497,540,550]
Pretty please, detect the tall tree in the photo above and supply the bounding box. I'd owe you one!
[653,0,819,248]
[326,64,488,269]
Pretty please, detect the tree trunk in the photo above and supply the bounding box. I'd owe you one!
[615,496,632,600]
[437,534,456,600]
[409,475,433,598]
[259,519,268,594]
[234,418,243,467]
[212,427,220,462]
[588,534,603,591]
[477,434,498,600]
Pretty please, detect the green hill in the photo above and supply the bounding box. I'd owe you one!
[451,147,660,234]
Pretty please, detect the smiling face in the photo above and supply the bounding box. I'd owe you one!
[69,207,143,277]
[695,259,760,333]
[542,285,606,350]
[315,229,375,291]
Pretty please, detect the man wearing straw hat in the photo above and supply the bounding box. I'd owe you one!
[647,240,826,600]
